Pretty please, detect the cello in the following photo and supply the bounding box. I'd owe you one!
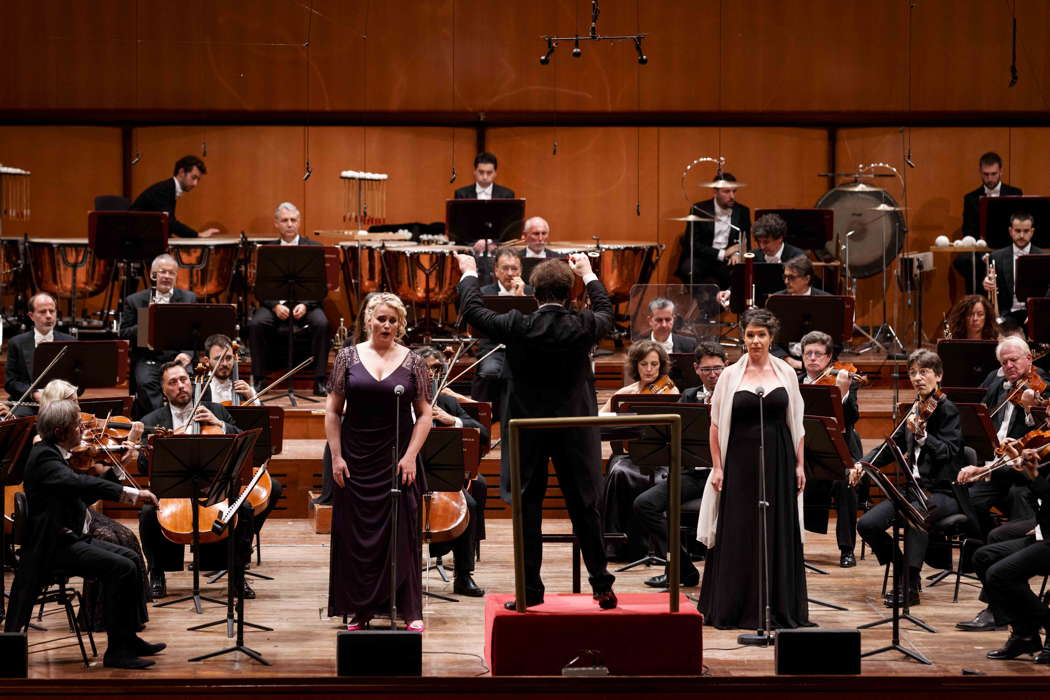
[222,341,272,516]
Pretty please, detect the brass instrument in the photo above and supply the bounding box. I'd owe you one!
[333,316,349,351]
[942,312,952,339]
[983,252,1000,321]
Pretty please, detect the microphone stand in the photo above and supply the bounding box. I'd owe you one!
[389,384,404,629]
[739,386,773,646]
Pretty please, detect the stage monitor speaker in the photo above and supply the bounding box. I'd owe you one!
[775,629,860,675]
[0,632,28,678]
[337,630,422,676]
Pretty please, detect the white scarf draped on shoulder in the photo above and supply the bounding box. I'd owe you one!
[696,352,806,548]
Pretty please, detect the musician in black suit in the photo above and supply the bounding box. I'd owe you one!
[453,152,515,200]
[799,331,864,567]
[634,341,726,589]
[751,213,805,264]
[135,362,253,599]
[520,216,559,259]
[982,211,1045,326]
[3,400,164,669]
[247,202,331,397]
[4,293,76,417]
[954,152,1024,293]
[120,254,198,418]
[674,172,751,290]
[456,252,617,609]
[130,155,218,239]
[645,297,697,389]
[853,349,964,607]
[767,255,831,369]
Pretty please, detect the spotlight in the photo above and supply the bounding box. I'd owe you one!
[572,37,582,58]
[634,38,647,65]
[540,38,556,65]
[449,167,457,184]
[303,160,313,181]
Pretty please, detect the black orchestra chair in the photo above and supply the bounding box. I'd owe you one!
[11,492,97,667]
[93,195,130,211]
[923,481,984,602]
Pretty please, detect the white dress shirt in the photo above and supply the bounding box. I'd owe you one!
[34,329,55,346]
[279,235,301,246]
[650,332,674,356]
[984,182,1002,197]
[475,183,493,200]
[153,290,173,304]
[713,202,732,257]
[525,248,546,258]
[1010,242,1032,312]
[210,378,234,404]
[170,404,195,432]
[173,176,184,199]
[765,241,786,264]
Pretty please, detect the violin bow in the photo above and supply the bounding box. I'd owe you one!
[243,356,315,405]
[3,345,69,421]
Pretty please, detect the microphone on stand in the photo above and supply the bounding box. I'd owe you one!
[739,383,772,647]
[389,382,406,629]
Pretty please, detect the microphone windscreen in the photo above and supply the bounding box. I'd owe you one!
[394,385,405,396]
[754,386,765,397]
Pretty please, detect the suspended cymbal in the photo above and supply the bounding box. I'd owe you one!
[836,181,884,192]
[698,179,747,189]
[870,203,907,212]
[667,214,715,222]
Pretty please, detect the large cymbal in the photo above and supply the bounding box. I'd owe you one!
[836,181,884,192]
[668,214,715,222]
[698,179,747,189]
[870,203,907,212]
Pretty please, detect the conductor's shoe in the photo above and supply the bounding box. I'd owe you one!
[103,650,156,670]
[987,634,1042,660]
[149,571,166,598]
[131,636,167,656]
[956,608,1006,632]
[593,590,618,610]
[453,574,485,597]
[313,380,328,397]
[504,596,544,611]
[240,579,256,599]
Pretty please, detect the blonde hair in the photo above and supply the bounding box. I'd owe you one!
[39,379,78,409]
[364,293,408,341]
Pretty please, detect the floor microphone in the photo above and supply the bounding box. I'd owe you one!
[394,385,405,396]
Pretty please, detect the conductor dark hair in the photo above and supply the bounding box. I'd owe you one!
[37,399,80,444]
[741,307,781,339]
[694,340,726,363]
[1009,211,1034,226]
[907,348,943,376]
[174,155,207,176]
[203,333,233,354]
[474,152,498,169]
[753,213,787,241]
[979,152,1003,168]
[784,254,814,280]
[529,259,573,304]
[626,340,671,382]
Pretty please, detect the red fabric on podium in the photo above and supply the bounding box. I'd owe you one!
[485,593,703,676]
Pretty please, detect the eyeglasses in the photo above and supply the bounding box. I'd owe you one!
[803,350,828,358]
[697,366,725,373]
[782,274,800,281]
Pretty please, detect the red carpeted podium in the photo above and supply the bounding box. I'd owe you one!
[485,593,703,676]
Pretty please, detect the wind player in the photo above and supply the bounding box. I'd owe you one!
[135,362,256,600]
[4,292,76,417]
[851,349,963,607]
[120,253,197,418]
[982,211,1044,326]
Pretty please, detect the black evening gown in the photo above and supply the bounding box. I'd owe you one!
[79,511,151,632]
[327,345,432,623]
[698,387,809,630]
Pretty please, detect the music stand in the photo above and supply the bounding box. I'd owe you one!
[1015,255,1050,302]
[610,393,680,414]
[940,387,987,405]
[140,303,237,357]
[89,210,170,326]
[188,429,272,666]
[33,340,129,388]
[1028,298,1050,343]
[0,416,36,619]
[799,384,846,430]
[445,199,526,245]
[669,352,701,391]
[754,208,834,252]
[936,339,999,388]
[79,396,134,419]
[253,245,328,406]
[729,262,782,314]
[148,434,237,614]
[766,295,852,348]
[979,196,1050,250]
[954,403,999,464]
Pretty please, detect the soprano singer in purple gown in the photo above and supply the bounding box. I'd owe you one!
[325,293,433,631]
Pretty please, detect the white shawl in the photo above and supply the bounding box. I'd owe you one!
[696,352,806,548]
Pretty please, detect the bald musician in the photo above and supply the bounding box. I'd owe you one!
[4,292,76,417]
[130,155,218,239]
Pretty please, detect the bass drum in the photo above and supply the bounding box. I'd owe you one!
[815,188,906,279]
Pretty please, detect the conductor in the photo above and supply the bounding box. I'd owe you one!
[455,252,617,610]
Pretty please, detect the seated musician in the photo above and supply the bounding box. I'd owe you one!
[799,330,864,568]
[419,347,489,598]
[136,362,256,600]
[4,292,76,417]
[674,173,751,290]
[851,349,963,607]
[520,216,559,260]
[247,202,330,398]
[969,442,1050,663]
[750,213,804,264]
[945,294,998,340]
[130,155,218,238]
[634,341,726,588]
[120,254,197,418]
[4,400,165,669]
[600,340,678,560]
[470,247,532,413]
[200,333,285,548]
[769,255,831,370]
[646,297,697,355]
[982,211,1044,326]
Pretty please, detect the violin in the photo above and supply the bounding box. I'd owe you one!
[641,375,676,395]
[990,367,1049,418]
[912,387,944,434]
[68,442,132,474]
[964,427,1050,483]
[814,361,868,387]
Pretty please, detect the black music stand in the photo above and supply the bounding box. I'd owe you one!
[979,196,1050,250]
[754,208,834,252]
[669,352,701,391]
[149,434,237,614]
[79,396,134,419]
[1028,298,1050,343]
[89,210,169,326]
[728,262,782,314]
[1015,255,1050,302]
[940,387,987,405]
[143,303,237,359]
[801,415,852,611]
[33,340,129,389]
[954,403,999,464]
[799,384,846,429]
[766,294,851,349]
[936,339,999,388]
[445,199,526,245]
[188,430,272,665]
[253,246,328,407]
[0,417,36,620]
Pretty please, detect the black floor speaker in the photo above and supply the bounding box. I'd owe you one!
[775,629,861,675]
[0,632,28,678]
[337,630,422,676]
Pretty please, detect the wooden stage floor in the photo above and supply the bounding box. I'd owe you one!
[10,517,1050,682]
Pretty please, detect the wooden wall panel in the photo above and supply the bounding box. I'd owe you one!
[0,126,122,238]
[304,0,368,111]
[1009,128,1050,200]
[910,0,1050,112]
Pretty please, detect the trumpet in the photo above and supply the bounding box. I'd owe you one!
[983,252,1001,321]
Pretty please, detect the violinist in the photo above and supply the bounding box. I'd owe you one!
[4,400,164,669]
[852,349,964,608]
[800,331,863,568]
[600,341,678,560]
[136,361,247,600]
